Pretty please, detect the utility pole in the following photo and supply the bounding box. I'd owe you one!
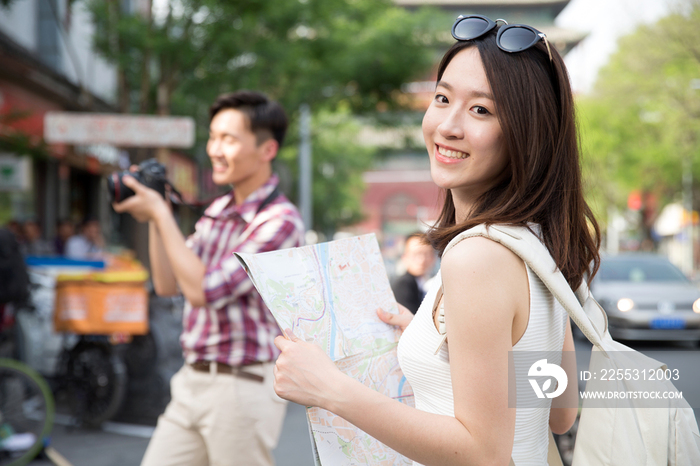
[607,206,620,255]
[299,104,313,231]
[683,155,693,274]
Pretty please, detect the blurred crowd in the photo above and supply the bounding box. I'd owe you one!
[2,218,104,260]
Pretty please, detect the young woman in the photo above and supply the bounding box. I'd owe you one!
[273,16,600,466]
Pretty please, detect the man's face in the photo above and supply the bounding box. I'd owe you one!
[403,237,436,278]
[24,222,40,241]
[83,221,101,242]
[58,223,74,240]
[206,109,272,186]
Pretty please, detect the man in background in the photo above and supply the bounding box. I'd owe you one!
[114,90,305,466]
[64,218,105,260]
[54,219,75,256]
[390,232,436,314]
[5,220,23,244]
[20,220,54,256]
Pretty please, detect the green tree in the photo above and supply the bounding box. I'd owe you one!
[577,0,700,238]
[85,0,446,233]
[278,107,375,236]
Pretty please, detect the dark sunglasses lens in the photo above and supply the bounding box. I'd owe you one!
[453,17,490,40]
[499,27,537,51]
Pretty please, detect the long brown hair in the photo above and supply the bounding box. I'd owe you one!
[426,31,600,290]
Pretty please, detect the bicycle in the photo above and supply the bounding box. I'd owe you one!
[0,357,55,466]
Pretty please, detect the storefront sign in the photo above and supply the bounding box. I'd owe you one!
[75,144,122,166]
[44,112,195,148]
[0,154,32,191]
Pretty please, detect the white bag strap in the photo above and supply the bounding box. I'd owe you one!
[444,224,609,354]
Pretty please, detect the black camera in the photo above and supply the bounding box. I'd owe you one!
[107,158,168,203]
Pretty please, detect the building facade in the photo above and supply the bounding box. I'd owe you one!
[0,0,119,244]
[0,0,201,264]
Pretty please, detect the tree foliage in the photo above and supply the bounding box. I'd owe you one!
[578,0,700,227]
[278,107,375,236]
[85,0,445,233]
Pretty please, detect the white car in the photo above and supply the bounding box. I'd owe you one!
[590,253,700,343]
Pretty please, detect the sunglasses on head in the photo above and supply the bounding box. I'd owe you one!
[451,15,552,62]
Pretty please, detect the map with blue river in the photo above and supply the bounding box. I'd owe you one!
[236,234,415,466]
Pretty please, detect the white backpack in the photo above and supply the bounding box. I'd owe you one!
[454,224,700,466]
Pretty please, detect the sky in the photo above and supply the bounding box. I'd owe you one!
[556,0,682,94]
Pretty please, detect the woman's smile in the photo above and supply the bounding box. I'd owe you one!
[435,144,469,163]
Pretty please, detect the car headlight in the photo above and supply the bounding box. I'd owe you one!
[617,298,635,312]
[693,298,700,314]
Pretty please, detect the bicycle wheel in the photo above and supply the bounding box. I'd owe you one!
[0,358,54,466]
[66,342,127,427]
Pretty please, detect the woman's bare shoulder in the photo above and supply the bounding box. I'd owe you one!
[440,235,529,349]
[441,235,524,279]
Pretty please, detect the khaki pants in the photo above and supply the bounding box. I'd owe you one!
[140,362,287,466]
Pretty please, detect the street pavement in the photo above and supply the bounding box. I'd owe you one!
[28,335,698,466]
[30,401,314,466]
[23,297,316,466]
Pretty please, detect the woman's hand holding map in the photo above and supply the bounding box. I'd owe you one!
[377,304,413,332]
[273,328,348,410]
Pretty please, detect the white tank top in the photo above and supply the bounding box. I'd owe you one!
[397,230,567,465]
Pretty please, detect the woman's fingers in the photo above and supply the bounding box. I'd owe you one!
[273,332,342,409]
[284,328,300,342]
[274,334,289,351]
[377,305,413,332]
[377,308,395,324]
[396,303,413,317]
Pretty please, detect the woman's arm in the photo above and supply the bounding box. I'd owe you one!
[549,318,578,434]
[274,237,529,466]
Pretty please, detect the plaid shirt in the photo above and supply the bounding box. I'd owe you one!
[183,175,305,366]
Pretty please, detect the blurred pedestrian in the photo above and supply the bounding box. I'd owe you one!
[272,16,592,465]
[64,218,105,260]
[391,232,435,314]
[20,220,54,256]
[5,219,23,243]
[113,90,305,466]
[0,227,30,329]
[54,219,75,256]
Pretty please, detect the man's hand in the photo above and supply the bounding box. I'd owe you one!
[112,175,168,223]
[114,172,206,306]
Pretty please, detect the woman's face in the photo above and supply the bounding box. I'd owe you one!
[422,47,509,205]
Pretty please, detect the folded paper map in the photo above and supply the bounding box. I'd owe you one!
[236,234,414,465]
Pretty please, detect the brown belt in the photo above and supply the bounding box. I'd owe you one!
[190,361,264,383]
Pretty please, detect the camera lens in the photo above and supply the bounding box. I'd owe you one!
[107,171,136,203]
[107,159,167,205]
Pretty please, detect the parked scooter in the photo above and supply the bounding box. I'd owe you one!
[15,256,146,427]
